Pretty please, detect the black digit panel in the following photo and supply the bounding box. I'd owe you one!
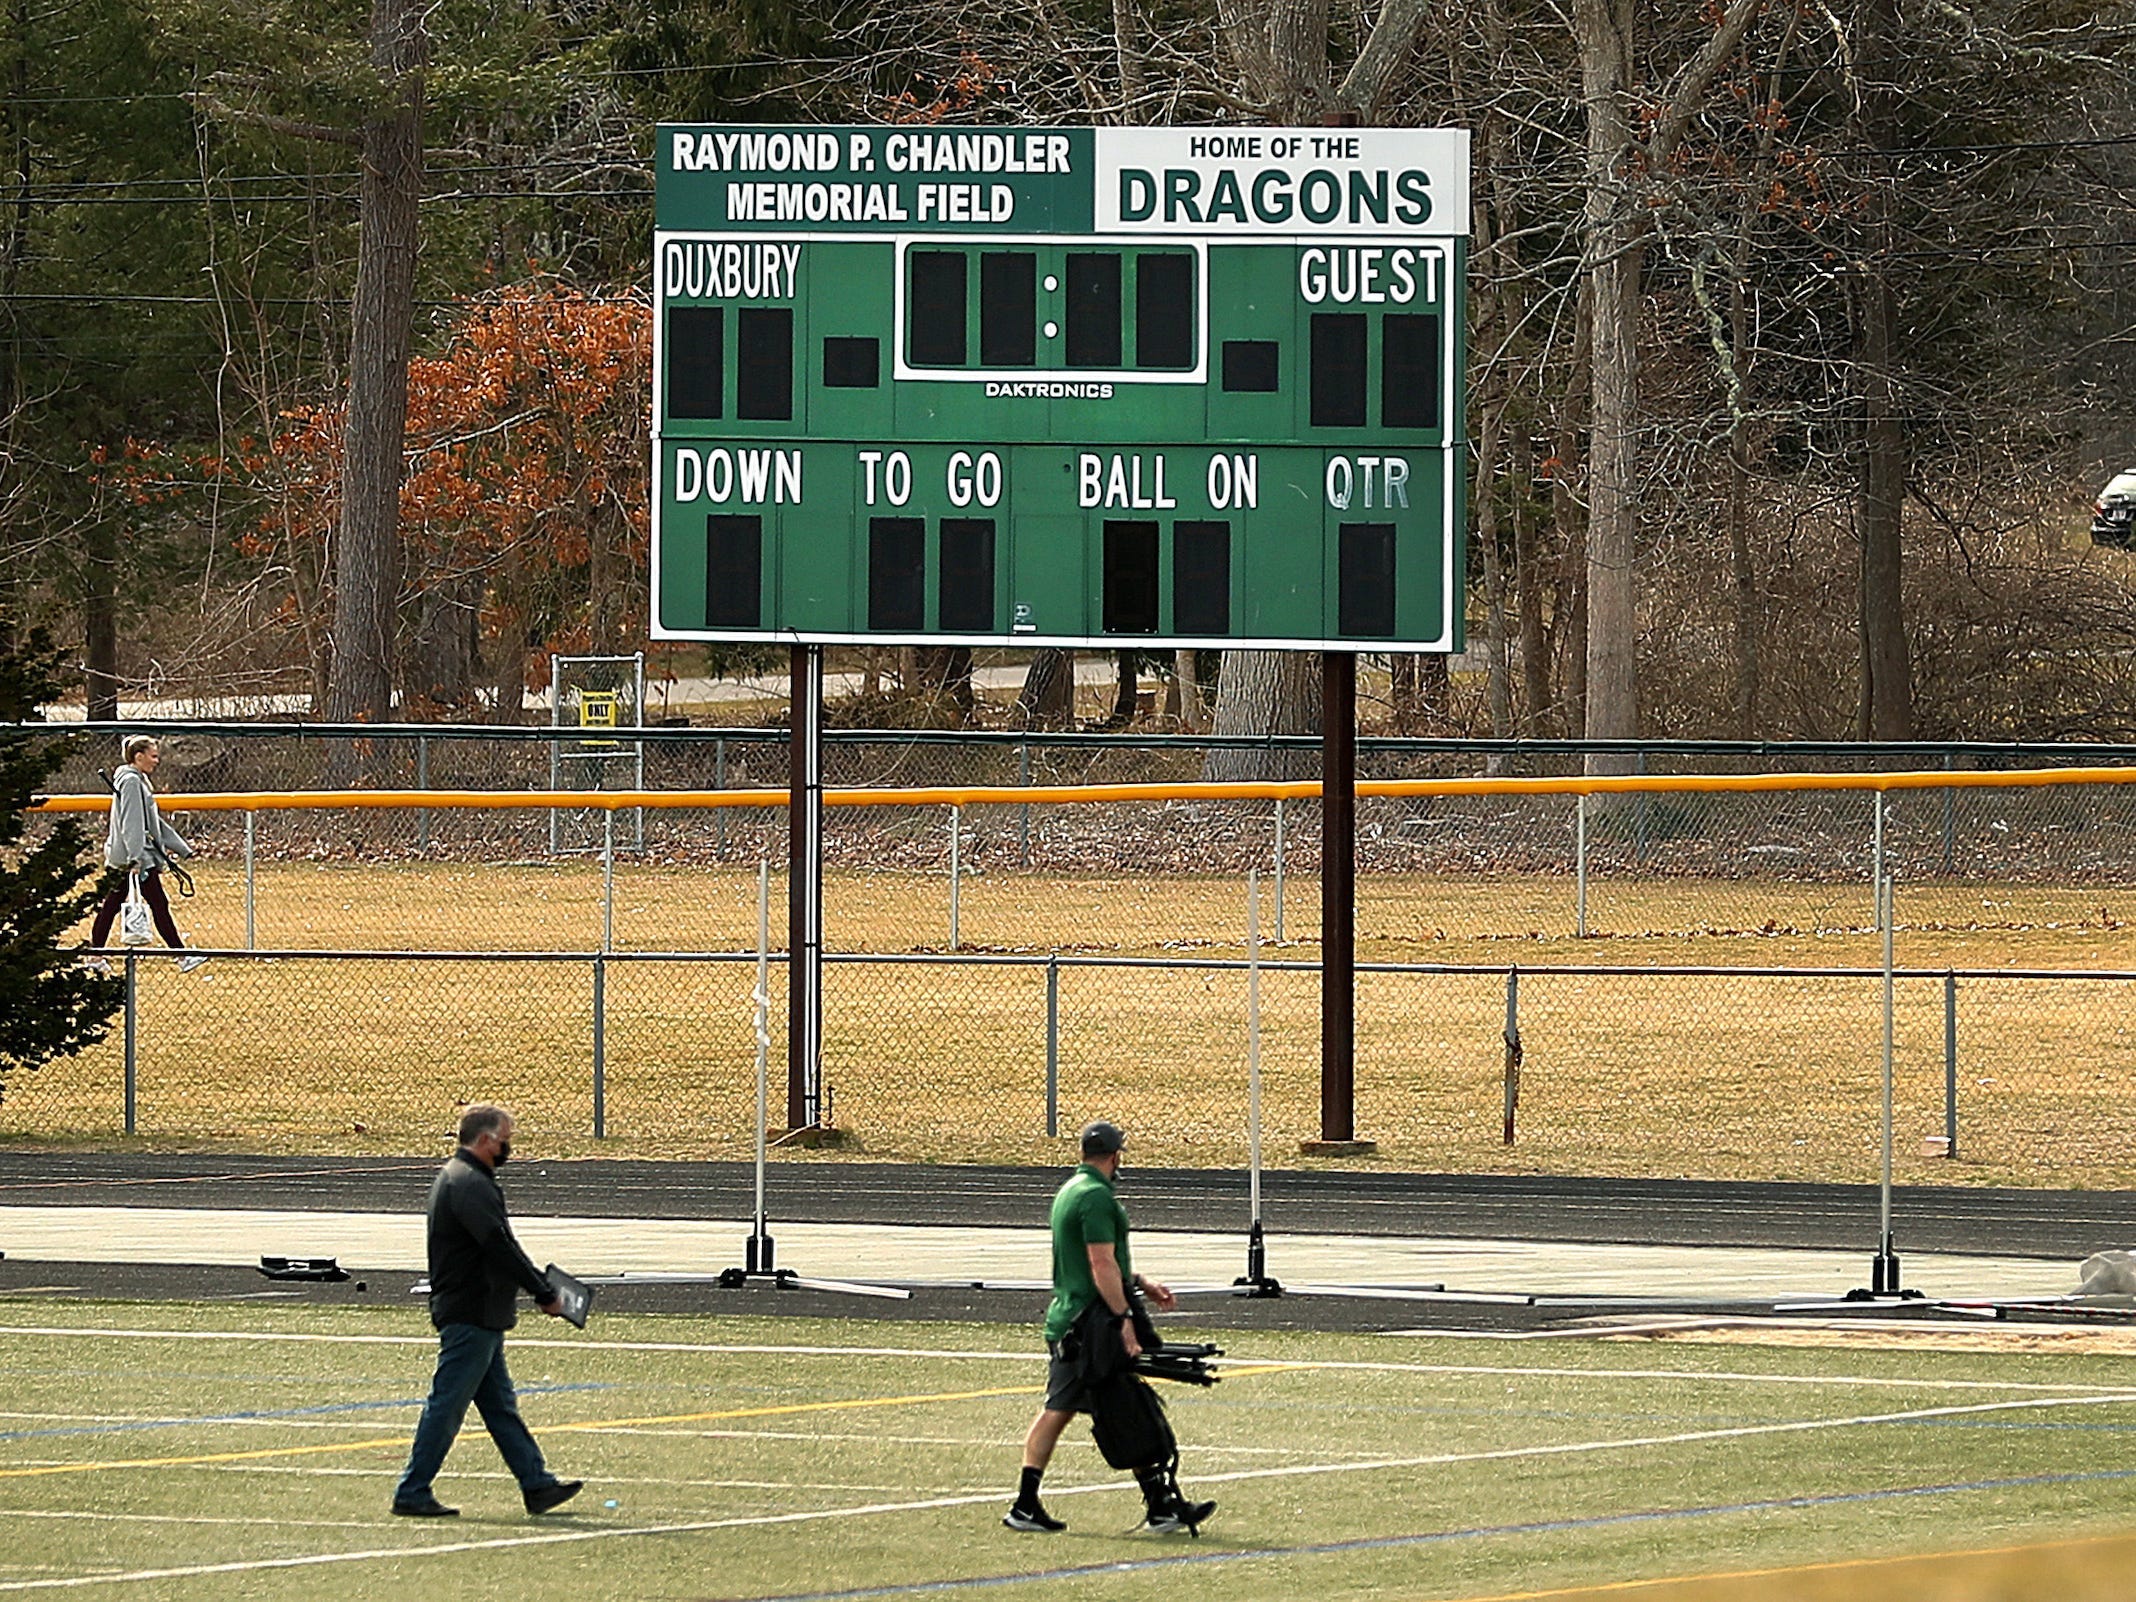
[1381,314,1440,428]
[1222,340,1279,393]
[1135,253,1194,369]
[822,336,880,388]
[909,251,968,366]
[1066,253,1123,368]
[1338,523,1397,636]
[1102,520,1160,633]
[666,306,723,419]
[980,252,1037,366]
[736,307,793,420]
[869,518,927,631]
[938,519,997,632]
[704,515,762,628]
[1173,521,1231,635]
[1311,314,1368,428]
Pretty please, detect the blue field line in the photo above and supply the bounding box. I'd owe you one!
[735,1464,2136,1602]
[0,1383,612,1443]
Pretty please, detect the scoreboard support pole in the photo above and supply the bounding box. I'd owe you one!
[787,643,825,1133]
[1306,650,1374,1155]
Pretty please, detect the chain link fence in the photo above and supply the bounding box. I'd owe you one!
[6,949,2134,1190]
[13,724,2136,1186]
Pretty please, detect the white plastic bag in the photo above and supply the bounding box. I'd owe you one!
[119,870,154,946]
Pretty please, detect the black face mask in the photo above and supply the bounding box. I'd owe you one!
[492,1141,511,1167]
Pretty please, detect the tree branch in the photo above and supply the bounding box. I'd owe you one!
[187,92,364,149]
[1652,0,1767,167]
[1336,0,1432,121]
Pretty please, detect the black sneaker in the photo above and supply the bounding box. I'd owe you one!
[1146,1497,1215,1535]
[1003,1500,1067,1532]
[390,1496,459,1518]
[524,1479,583,1515]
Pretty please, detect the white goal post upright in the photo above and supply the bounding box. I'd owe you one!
[1235,868,1281,1297]
[548,652,648,855]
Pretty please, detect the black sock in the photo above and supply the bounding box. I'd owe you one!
[1134,1467,1168,1510]
[1017,1466,1043,1507]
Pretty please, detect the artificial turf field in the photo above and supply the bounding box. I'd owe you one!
[8,1304,2136,1599]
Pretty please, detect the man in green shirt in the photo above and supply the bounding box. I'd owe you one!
[1005,1120,1216,1535]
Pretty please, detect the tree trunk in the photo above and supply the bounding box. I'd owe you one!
[1554,282,1592,740]
[1390,655,1419,727]
[1105,650,1139,728]
[1476,398,1513,743]
[1204,650,1320,781]
[1472,110,1513,747]
[1573,0,1640,772]
[908,646,974,719]
[1854,0,1912,740]
[324,0,424,728]
[82,519,118,720]
[1168,648,1205,731]
[0,0,26,482]
[1511,426,1550,735]
[1728,273,1759,739]
[407,576,478,710]
[1015,648,1076,727]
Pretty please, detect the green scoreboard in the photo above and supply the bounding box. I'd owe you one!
[651,125,1469,651]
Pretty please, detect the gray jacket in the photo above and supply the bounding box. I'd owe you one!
[104,765,190,872]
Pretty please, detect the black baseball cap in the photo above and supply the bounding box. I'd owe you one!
[1079,1120,1126,1158]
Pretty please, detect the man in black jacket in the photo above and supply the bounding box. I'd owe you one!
[392,1104,585,1518]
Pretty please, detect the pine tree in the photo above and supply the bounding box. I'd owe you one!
[0,620,120,1104]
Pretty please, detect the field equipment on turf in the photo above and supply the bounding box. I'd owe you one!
[257,1256,349,1282]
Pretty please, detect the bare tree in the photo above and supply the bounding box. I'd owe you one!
[1850,0,1912,739]
[1568,0,1764,767]
[323,0,426,727]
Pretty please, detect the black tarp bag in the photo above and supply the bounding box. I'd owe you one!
[1086,1369,1178,1472]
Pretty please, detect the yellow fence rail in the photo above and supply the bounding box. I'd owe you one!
[30,763,2136,814]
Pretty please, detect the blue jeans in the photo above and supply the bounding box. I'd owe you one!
[395,1323,555,1503]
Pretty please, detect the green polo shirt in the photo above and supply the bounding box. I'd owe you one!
[1043,1162,1133,1342]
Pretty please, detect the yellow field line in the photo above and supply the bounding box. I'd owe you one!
[0,1383,1040,1482]
[28,762,2136,815]
[1446,1526,2136,1601]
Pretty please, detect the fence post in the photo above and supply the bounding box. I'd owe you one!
[715,738,728,855]
[1575,795,1588,938]
[123,950,137,1135]
[1019,741,1032,868]
[243,809,257,951]
[949,805,962,950]
[1944,970,1959,1159]
[592,955,607,1139]
[1045,956,1060,1137]
[1941,751,1956,876]
[417,735,431,851]
[1634,749,1649,868]
[602,809,616,954]
[1273,797,1287,943]
[1502,965,1521,1145]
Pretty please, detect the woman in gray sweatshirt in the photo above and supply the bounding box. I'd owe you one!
[86,735,206,972]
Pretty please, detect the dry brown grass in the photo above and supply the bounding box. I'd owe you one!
[8,862,2135,1185]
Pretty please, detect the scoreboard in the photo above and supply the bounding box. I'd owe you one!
[651,125,1469,652]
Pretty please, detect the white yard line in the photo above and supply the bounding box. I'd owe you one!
[0,1326,1037,1361]
[9,1323,2131,1397]
[5,1390,2135,1592]
[0,1511,382,1530]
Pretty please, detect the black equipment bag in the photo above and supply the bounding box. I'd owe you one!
[1086,1371,1178,1472]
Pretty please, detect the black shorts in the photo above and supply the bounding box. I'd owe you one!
[1043,1341,1090,1413]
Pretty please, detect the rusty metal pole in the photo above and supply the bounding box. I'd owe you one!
[788,643,823,1131]
[1318,650,1359,1145]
